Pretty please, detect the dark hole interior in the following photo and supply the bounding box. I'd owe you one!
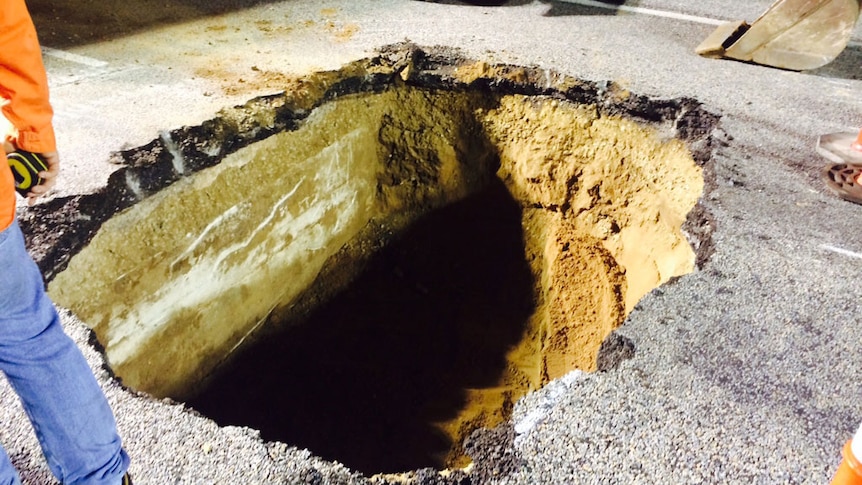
[187,179,536,474]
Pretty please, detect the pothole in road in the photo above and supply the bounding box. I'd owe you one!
[37,45,717,476]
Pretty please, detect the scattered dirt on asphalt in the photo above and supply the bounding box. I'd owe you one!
[30,0,360,100]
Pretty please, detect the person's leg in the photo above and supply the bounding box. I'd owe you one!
[0,221,129,485]
[0,446,22,485]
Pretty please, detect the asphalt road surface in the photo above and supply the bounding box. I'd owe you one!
[2,1,860,483]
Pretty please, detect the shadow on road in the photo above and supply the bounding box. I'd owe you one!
[806,43,862,81]
[421,0,632,16]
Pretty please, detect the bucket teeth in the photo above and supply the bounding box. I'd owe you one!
[695,20,750,58]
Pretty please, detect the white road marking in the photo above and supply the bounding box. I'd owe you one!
[821,244,862,260]
[557,0,728,26]
[41,47,108,68]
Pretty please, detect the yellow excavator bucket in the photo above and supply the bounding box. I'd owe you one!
[696,0,861,70]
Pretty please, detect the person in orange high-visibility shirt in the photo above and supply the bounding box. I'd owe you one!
[0,0,58,230]
[0,2,132,484]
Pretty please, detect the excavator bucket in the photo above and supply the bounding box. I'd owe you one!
[696,0,861,70]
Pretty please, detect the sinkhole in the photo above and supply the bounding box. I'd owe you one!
[40,46,716,476]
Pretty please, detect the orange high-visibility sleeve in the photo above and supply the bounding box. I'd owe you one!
[0,0,55,153]
[0,0,56,231]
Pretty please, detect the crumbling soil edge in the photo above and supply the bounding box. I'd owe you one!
[22,43,719,284]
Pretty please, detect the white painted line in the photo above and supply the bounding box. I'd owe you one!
[556,0,728,26]
[821,244,862,260]
[41,47,108,68]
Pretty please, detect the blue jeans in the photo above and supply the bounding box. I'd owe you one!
[0,221,129,485]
